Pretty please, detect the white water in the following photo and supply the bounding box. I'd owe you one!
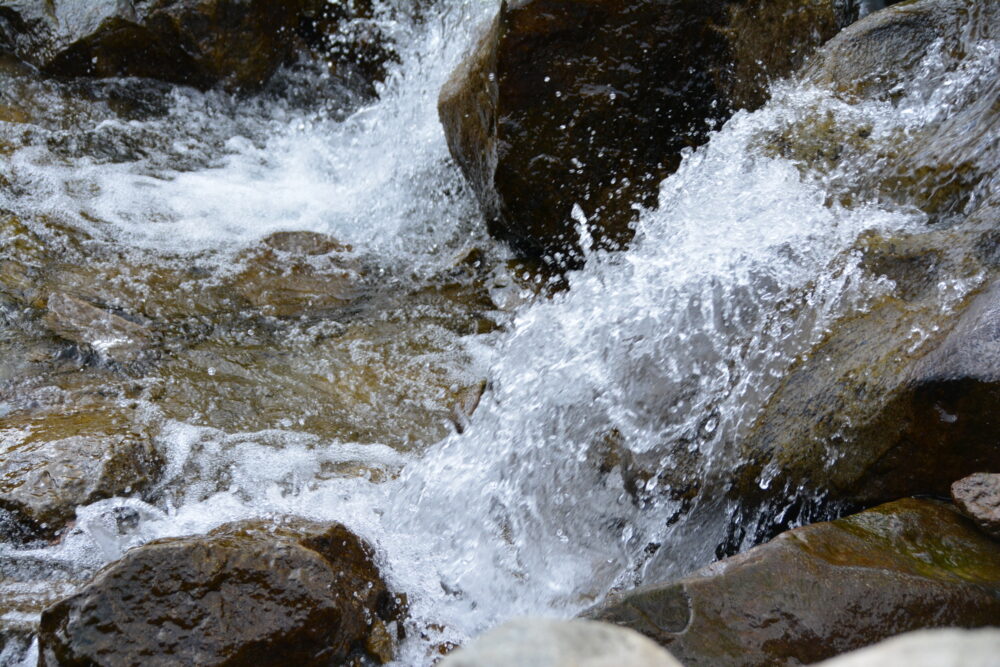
[1,1,997,665]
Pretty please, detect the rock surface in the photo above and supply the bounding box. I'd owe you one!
[591,499,1000,666]
[814,628,1000,667]
[0,0,330,90]
[440,618,682,667]
[0,409,162,541]
[952,473,1000,540]
[439,0,860,261]
[37,518,406,666]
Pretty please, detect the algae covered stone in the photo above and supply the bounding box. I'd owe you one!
[592,498,1000,666]
[37,518,407,666]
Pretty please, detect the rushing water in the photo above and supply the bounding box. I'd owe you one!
[0,0,997,664]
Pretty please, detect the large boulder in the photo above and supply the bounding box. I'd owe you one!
[0,408,162,542]
[815,628,1000,667]
[0,0,384,91]
[439,0,864,262]
[591,499,1000,666]
[440,618,682,667]
[37,519,407,666]
[720,0,1000,538]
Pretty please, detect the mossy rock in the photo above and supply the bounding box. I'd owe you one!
[37,518,407,666]
[591,498,1000,666]
[439,0,861,262]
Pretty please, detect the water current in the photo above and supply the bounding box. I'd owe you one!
[0,0,996,664]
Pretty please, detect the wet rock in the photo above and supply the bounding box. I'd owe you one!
[231,231,363,318]
[0,409,162,541]
[37,518,406,666]
[815,628,1000,667]
[769,0,1000,223]
[439,0,860,262]
[591,499,1000,666]
[44,291,154,362]
[440,618,682,667]
[951,473,1000,540]
[729,211,1000,531]
[0,0,338,90]
[804,0,998,102]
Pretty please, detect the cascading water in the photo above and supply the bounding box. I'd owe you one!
[0,0,997,665]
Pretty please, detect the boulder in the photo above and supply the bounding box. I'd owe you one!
[37,519,407,666]
[714,0,1000,541]
[0,409,162,542]
[951,473,1000,540]
[0,0,359,90]
[439,0,862,262]
[591,499,1000,666]
[815,628,1000,667]
[440,618,682,667]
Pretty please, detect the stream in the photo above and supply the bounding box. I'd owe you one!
[0,0,997,664]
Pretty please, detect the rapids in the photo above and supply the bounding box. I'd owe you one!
[0,0,996,664]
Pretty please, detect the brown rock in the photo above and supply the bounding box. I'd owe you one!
[231,231,362,318]
[0,0,372,91]
[44,291,154,362]
[0,409,162,541]
[439,0,860,262]
[37,519,406,666]
[952,473,1000,540]
[591,499,1000,666]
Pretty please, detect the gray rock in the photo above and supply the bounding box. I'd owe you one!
[952,473,1000,540]
[815,628,1000,667]
[440,618,682,667]
[591,499,1000,666]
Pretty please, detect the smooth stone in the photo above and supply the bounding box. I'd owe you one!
[440,618,682,667]
[44,291,154,362]
[815,628,1000,667]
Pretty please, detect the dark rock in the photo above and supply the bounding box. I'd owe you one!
[952,473,1000,540]
[37,518,406,666]
[0,409,162,541]
[439,0,860,262]
[591,498,1000,667]
[0,0,374,91]
[44,291,155,362]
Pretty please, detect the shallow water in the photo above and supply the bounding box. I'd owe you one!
[0,0,998,664]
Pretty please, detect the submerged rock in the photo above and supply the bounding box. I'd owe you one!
[44,291,155,362]
[591,499,1000,666]
[231,231,363,318]
[815,628,1000,667]
[441,618,682,667]
[0,0,363,90]
[0,409,162,541]
[952,473,1000,540]
[37,518,406,666]
[439,0,860,262]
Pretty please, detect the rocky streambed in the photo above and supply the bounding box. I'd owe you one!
[0,0,999,665]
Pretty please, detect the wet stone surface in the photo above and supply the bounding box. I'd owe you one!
[952,473,1000,540]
